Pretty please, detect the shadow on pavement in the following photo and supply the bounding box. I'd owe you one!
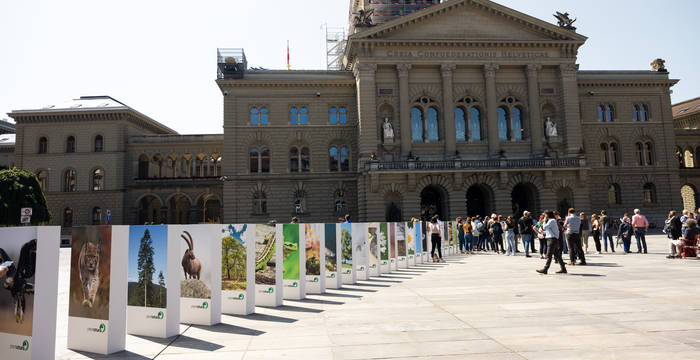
[72,350,151,359]
[274,304,324,314]
[166,334,224,351]
[194,322,265,336]
[335,286,378,293]
[233,312,298,323]
[567,273,606,277]
[291,297,345,305]
[354,281,391,288]
[366,278,402,283]
[318,291,362,299]
[584,263,621,267]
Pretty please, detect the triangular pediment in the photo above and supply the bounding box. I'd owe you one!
[350,0,586,43]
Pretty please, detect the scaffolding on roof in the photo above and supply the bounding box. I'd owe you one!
[324,25,347,71]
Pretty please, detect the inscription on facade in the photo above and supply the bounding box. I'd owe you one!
[384,50,550,59]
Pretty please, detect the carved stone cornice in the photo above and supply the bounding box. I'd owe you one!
[526,64,542,77]
[559,63,579,77]
[396,63,412,77]
[440,63,457,77]
[483,63,500,78]
[353,63,378,78]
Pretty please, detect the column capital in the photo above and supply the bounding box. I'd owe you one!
[354,62,377,77]
[526,64,542,77]
[559,63,579,77]
[440,63,456,77]
[396,63,412,77]
[483,63,500,78]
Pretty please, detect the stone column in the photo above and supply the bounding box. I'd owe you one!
[559,63,583,154]
[526,64,543,155]
[483,63,500,157]
[397,64,412,156]
[441,63,456,155]
[354,63,378,159]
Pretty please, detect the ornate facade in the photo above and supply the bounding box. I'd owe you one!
[5,0,690,231]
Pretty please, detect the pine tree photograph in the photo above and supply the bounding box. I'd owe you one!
[128,226,168,308]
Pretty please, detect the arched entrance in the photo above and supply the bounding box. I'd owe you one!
[466,184,492,217]
[681,184,698,212]
[512,183,539,217]
[385,192,403,222]
[556,187,574,216]
[420,186,447,221]
[168,194,191,224]
[138,195,162,224]
[197,195,221,223]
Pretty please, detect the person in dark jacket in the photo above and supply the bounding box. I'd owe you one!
[617,213,633,253]
[666,210,683,258]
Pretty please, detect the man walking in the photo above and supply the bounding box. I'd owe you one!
[537,210,567,275]
[632,209,649,254]
[564,208,586,265]
[600,210,615,253]
[519,211,534,258]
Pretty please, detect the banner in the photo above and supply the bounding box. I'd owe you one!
[304,224,325,294]
[352,223,369,281]
[221,224,255,315]
[367,223,381,277]
[67,226,128,355]
[254,223,283,307]
[0,227,60,360]
[378,222,391,274]
[172,225,221,326]
[339,223,355,284]
[127,225,179,338]
[396,223,407,269]
[406,222,417,266]
[281,224,306,300]
[324,224,341,289]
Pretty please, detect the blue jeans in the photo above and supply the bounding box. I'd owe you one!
[622,235,631,253]
[465,234,474,251]
[561,235,568,254]
[505,231,515,255]
[458,233,466,251]
[521,234,532,256]
[634,229,647,253]
[603,232,615,252]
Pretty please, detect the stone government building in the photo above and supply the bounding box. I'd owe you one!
[4,0,697,232]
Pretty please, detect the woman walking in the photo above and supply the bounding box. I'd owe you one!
[429,215,444,262]
[536,214,547,259]
[591,213,602,254]
[580,212,590,254]
[505,216,516,256]
[457,217,466,254]
[666,210,682,258]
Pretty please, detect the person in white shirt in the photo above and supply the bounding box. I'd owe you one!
[537,210,567,275]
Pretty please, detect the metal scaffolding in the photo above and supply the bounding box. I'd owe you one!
[325,25,347,71]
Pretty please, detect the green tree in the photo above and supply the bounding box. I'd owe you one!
[0,168,50,226]
[157,271,165,306]
[222,236,245,281]
[136,229,155,307]
[341,228,352,264]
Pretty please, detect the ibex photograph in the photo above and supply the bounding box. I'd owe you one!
[179,228,210,299]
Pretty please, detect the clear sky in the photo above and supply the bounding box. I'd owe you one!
[1,0,698,134]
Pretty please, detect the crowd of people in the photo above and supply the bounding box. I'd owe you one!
[664,208,700,259]
[427,208,658,274]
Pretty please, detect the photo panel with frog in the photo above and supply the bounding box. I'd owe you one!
[280,223,306,300]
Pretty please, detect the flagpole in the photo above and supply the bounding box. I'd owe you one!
[287,40,290,70]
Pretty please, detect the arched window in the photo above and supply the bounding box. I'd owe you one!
[513,106,523,140]
[167,156,177,177]
[138,154,149,178]
[634,104,650,122]
[339,107,347,125]
[600,143,610,166]
[426,107,439,142]
[608,183,621,204]
[598,106,605,122]
[37,170,47,191]
[91,168,104,191]
[340,146,349,171]
[195,155,205,177]
[38,137,48,154]
[329,147,339,172]
[63,169,76,192]
[454,107,466,142]
[94,135,104,152]
[260,107,269,125]
[249,148,259,173]
[635,142,644,166]
[293,190,306,214]
[215,156,222,176]
[633,105,640,122]
[645,142,655,166]
[63,208,73,228]
[66,136,76,153]
[610,142,619,166]
[606,105,614,122]
[497,107,508,141]
[152,154,163,178]
[600,141,619,167]
[92,207,102,225]
[411,107,423,142]
[643,183,656,204]
[684,148,695,168]
[641,105,649,121]
[329,107,338,125]
[181,155,192,177]
[299,107,309,125]
[253,191,267,215]
[300,147,310,172]
[289,107,299,124]
[470,107,482,141]
[289,147,299,172]
[250,107,259,125]
[261,148,270,173]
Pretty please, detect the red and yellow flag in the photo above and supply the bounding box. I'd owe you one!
[286,40,290,70]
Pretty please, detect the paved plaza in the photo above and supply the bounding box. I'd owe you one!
[55,234,700,359]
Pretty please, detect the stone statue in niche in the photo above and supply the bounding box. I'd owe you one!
[545,117,558,138]
[383,117,394,143]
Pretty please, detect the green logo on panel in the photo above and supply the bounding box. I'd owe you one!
[202,302,209,309]
[158,311,164,319]
[99,323,106,333]
[313,277,319,282]
[371,264,376,268]
[391,259,395,263]
[382,261,387,265]
[345,269,351,274]
[360,266,365,270]
[292,281,298,287]
[330,273,336,278]
[268,287,274,293]
[410,256,413,259]
[239,293,245,299]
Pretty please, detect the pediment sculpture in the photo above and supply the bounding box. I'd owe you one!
[651,58,667,72]
[554,11,577,31]
[354,9,375,28]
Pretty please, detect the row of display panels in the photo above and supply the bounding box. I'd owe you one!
[0,221,459,357]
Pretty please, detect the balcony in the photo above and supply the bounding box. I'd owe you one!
[217,48,247,80]
[362,158,585,172]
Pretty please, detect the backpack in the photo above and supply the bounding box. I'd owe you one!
[476,222,485,233]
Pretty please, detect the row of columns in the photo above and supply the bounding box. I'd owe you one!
[354,62,582,159]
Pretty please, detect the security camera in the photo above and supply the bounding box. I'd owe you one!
[223,90,230,96]
[315,92,321,97]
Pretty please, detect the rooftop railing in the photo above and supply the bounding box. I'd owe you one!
[362,157,585,172]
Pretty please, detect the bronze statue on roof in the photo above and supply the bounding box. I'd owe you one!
[554,11,577,31]
[354,8,375,28]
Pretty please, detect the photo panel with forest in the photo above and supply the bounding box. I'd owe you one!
[128,226,167,309]
[221,224,248,292]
